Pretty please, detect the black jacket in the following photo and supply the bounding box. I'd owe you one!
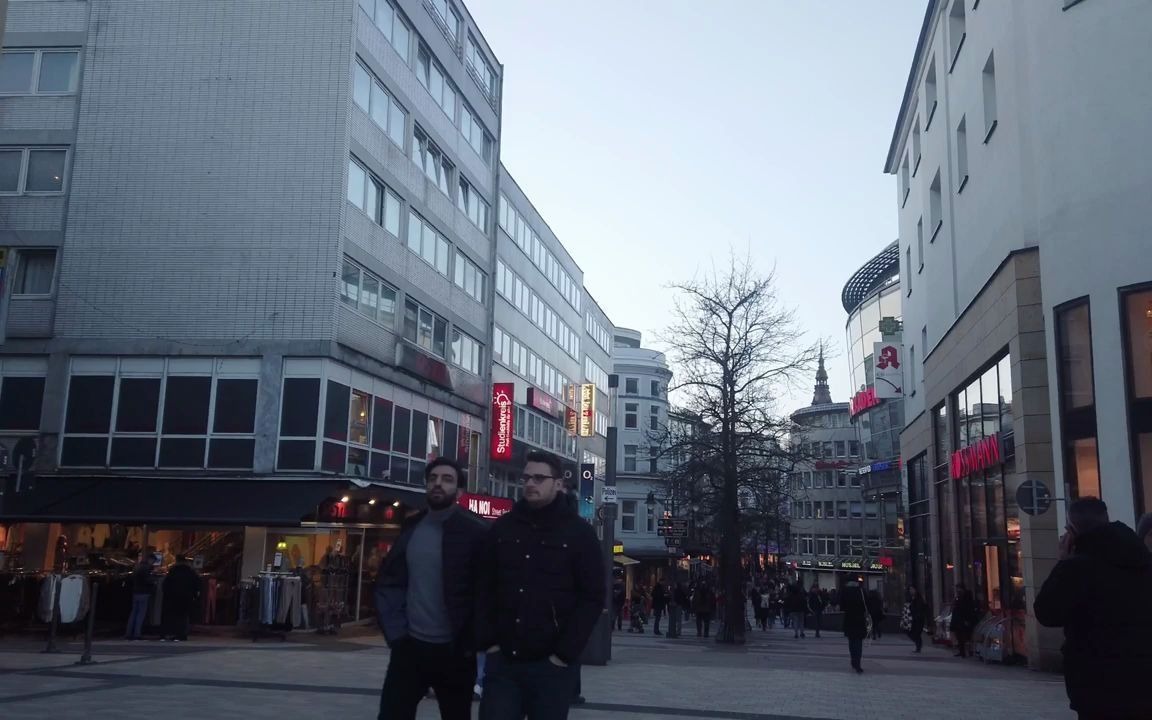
[907,594,928,628]
[375,505,489,648]
[840,582,868,639]
[161,564,201,613]
[949,591,979,635]
[652,584,668,610]
[476,495,605,665]
[1034,521,1152,716]
[807,590,825,614]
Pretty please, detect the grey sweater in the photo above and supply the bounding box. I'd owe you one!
[405,505,455,643]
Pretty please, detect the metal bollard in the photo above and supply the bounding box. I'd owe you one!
[77,583,99,665]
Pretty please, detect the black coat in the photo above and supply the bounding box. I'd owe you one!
[840,583,868,639]
[652,584,668,611]
[161,564,201,614]
[375,505,489,648]
[1034,521,1152,716]
[949,591,979,635]
[476,496,605,665]
[907,594,928,630]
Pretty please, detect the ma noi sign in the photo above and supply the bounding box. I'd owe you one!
[458,492,513,520]
[950,433,1002,479]
[490,383,514,461]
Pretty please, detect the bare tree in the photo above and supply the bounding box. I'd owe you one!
[660,256,819,644]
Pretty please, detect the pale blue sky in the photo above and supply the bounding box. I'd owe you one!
[467,1,926,409]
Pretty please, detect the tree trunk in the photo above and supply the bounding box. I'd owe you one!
[715,467,746,644]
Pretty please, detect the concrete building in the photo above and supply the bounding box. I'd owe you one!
[0,0,507,619]
[841,242,908,607]
[611,328,674,581]
[785,356,883,591]
[887,0,1152,667]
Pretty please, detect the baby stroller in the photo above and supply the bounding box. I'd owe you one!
[628,597,647,633]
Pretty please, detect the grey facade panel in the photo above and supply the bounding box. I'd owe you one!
[5,297,55,338]
[5,1,88,34]
[0,99,77,133]
[0,197,65,231]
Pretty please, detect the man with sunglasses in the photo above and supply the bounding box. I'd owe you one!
[477,450,605,719]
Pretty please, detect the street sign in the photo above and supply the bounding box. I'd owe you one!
[657,517,687,529]
[601,486,617,504]
[664,537,682,547]
[658,527,688,538]
[1016,479,1052,516]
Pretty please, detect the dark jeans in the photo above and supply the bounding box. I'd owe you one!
[955,631,972,657]
[378,638,475,720]
[696,613,712,637]
[848,636,863,669]
[908,624,923,651]
[653,607,664,633]
[615,608,624,630]
[161,606,190,641]
[479,653,577,720]
[812,611,822,637]
[125,593,150,639]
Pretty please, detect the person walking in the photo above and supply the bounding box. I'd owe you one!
[692,584,715,638]
[786,584,807,638]
[612,580,626,632]
[651,581,668,635]
[476,451,605,720]
[902,585,928,653]
[752,586,769,631]
[375,457,489,720]
[840,578,868,673]
[807,584,825,639]
[160,555,201,642]
[865,589,885,640]
[949,585,979,658]
[124,552,154,640]
[1035,497,1152,720]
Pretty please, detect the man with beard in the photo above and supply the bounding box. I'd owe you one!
[477,451,605,719]
[375,457,488,720]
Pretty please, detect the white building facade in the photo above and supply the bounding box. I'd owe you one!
[888,0,1152,668]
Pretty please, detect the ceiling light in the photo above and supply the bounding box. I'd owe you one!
[340,495,350,503]
[392,501,401,507]
[368,498,376,505]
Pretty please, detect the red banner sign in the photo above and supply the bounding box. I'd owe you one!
[526,388,560,418]
[850,386,881,418]
[491,383,514,461]
[950,433,1001,479]
[458,492,514,520]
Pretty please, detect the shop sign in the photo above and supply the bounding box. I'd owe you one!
[870,458,900,473]
[565,384,578,436]
[579,383,596,437]
[873,342,904,399]
[458,492,513,520]
[527,388,562,418]
[950,432,1002,479]
[815,460,850,469]
[816,560,836,569]
[490,383,515,461]
[857,465,871,475]
[850,386,881,417]
[839,559,863,570]
[798,559,814,568]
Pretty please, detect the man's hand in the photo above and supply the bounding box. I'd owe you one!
[1058,529,1077,560]
[548,655,568,668]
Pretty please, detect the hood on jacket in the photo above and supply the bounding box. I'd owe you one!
[1074,521,1151,570]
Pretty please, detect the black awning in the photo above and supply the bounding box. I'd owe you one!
[0,476,349,526]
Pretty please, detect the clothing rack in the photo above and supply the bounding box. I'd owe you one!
[238,572,302,642]
[316,555,349,636]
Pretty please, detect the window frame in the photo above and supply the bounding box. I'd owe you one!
[340,257,398,329]
[0,48,80,96]
[402,297,449,359]
[0,146,69,196]
[12,248,57,297]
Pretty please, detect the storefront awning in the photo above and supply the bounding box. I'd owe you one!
[614,554,640,566]
[0,476,349,526]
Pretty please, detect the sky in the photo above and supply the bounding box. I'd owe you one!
[467,1,927,410]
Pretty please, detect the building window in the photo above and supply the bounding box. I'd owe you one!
[623,445,637,472]
[929,170,942,240]
[836,501,848,519]
[924,58,938,128]
[340,258,398,327]
[499,195,581,311]
[452,249,485,303]
[906,246,913,296]
[466,36,498,100]
[416,45,456,120]
[1057,300,1099,500]
[359,0,412,63]
[0,147,68,195]
[402,298,448,358]
[865,502,879,519]
[411,127,453,196]
[916,217,925,271]
[348,158,402,236]
[849,440,860,457]
[910,346,917,388]
[625,378,638,395]
[13,249,56,296]
[956,116,969,190]
[649,405,659,431]
[948,0,967,68]
[0,49,79,95]
[835,441,846,457]
[624,403,638,429]
[649,446,658,474]
[352,60,406,148]
[456,177,490,231]
[650,380,661,397]
[61,358,258,470]
[912,118,921,176]
[460,104,494,163]
[427,0,459,44]
[1122,286,1152,514]
[621,499,637,532]
[407,211,450,276]
[982,52,998,141]
[450,328,481,375]
[850,471,861,488]
[850,501,863,519]
[900,152,910,207]
[838,536,852,555]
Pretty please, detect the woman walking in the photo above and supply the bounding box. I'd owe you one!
[840,578,869,673]
[950,584,980,657]
[902,585,928,653]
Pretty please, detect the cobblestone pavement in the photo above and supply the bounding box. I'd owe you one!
[0,623,1073,720]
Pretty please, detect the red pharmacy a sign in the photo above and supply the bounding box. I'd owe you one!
[950,433,1002,479]
[490,383,515,461]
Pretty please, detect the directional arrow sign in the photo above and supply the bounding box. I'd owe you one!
[664,537,683,547]
[658,528,688,538]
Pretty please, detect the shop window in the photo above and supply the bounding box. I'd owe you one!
[392,406,411,456]
[281,378,321,437]
[1056,300,1100,499]
[324,381,350,442]
[116,378,161,433]
[110,437,157,468]
[411,411,429,462]
[159,438,206,468]
[0,375,45,431]
[65,375,115,434]
[322,441,346,473]
[1122,287,1152,513]
[372,398,393,451]
[277,440,314,470]
[209,439,256,469]
[162,376,211,435]
[214,379,258,434]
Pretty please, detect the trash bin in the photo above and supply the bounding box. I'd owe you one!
[981,616,1009,663]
